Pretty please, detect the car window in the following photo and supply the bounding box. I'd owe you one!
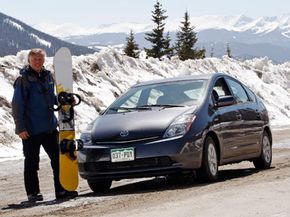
[184,88,203,101]
[121,89,142,108]
[147,89,163,105]
[244,86,256,102]
[152,80,205,106]
[212,78,231,102]
[106,79,207,114]
[226,78,249,103]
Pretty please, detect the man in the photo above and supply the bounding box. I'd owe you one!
[12,48,77,202]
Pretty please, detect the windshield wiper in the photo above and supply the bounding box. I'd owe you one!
[139,104,185,108]
[108,104,185,112]
[109,106,152,111]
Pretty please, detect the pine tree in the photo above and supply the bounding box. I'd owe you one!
[197,46,206,59]
[145,0,168,59]
[163,32,174,58]
[226,43,232,58]
[176,11,205,60]
[210,47,214,57]
[124,30,139,58]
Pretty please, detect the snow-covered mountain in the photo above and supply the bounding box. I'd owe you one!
[3,12,289,62]
[36,15,290,63]
[34,15,290,37]
[0,12,94,57]
[190,14,290,36]
[1,48,290,159]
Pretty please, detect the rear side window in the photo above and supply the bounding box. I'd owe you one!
[213,78,231,97]
[226,79,249,103]
[244,86,256,102]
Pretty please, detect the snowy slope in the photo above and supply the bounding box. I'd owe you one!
[0,12,94,57]
[1,48,290,159]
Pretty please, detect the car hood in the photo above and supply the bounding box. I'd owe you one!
[91,107,194,143]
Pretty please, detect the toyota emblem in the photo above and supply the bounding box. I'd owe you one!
[120,130,129,137]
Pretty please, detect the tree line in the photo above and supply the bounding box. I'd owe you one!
[124,1,205,60]
[124,1,232,60]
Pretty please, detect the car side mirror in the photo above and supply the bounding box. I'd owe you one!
[217,96,236,107]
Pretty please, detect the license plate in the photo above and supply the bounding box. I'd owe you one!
[110,147,135,162]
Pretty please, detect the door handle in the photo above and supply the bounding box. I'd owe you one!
[256,110,261,119]
[236,114,242,120]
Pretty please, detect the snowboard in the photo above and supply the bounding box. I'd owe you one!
[53,47,81,191]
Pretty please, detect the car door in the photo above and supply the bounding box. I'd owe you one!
[225,77,262,155]
[211,77,245,159]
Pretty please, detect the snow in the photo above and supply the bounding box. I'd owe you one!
[4,18,24,31]
[34,22,153,38]
[33,14,290,38]
[0,142,23,162]
[1,48,290,160]
[30,33,52,48]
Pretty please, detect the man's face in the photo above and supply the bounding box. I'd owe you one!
[28,53,45,72]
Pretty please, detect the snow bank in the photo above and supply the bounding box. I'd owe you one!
[1,48,290,158]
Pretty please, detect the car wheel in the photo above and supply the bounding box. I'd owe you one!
[253,131,272,169]
[87,179,112,193]
[196,136,218,182]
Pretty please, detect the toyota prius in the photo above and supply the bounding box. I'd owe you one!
[78,73,272,193]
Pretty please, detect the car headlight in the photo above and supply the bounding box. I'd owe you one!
[80,122,94,144]
[163,114,196,138]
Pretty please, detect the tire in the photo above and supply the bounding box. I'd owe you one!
[196,136,218,182]
[253,131,272,169]
[87,179,112,193]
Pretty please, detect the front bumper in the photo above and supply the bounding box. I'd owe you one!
[78,135,203,180]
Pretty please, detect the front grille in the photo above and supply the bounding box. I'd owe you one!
[94,136,160,144]
[83,157,172,172]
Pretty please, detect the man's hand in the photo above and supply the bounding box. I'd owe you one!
[19,131,29,140]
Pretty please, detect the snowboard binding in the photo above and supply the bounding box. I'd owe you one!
[55,92,82,123]
[60,139,84,160]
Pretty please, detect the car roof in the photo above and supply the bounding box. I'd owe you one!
[132,73,226,88]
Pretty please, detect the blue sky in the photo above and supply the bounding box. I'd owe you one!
[1,0,290,26]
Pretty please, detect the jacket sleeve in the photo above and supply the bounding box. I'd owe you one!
[49,71,58,106]
[54,94,58,105]
[12,77,28,134]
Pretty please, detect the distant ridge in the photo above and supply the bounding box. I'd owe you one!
[0,12,95,56]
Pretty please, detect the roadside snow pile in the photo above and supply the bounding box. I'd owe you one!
[1,48,290,152]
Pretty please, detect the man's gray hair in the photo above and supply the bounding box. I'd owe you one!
[28,48,46,59]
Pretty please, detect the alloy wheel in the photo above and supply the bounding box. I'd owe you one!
[208,143,218,176]
[263,135,271,163]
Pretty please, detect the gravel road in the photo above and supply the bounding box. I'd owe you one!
[0,128,289,217]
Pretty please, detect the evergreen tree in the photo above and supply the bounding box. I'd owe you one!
[175,31,182,55]
[145,0,168,59]
[210,46,214,57]
[124,30,139,58]
[197,46,206,59]
[226,43,232,58]
[163,32,174,57]
[176,11,205,60]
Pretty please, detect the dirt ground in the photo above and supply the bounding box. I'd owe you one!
[0,128,290,217]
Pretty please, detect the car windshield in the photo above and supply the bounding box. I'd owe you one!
[106,79,207,114]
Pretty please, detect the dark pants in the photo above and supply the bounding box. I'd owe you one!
[22,130,64,196]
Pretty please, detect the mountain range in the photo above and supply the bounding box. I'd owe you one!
[1,12,290,62]
[0,12,94,57]
[47,15,290,63]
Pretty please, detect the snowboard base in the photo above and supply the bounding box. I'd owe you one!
[59,130,78,191]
